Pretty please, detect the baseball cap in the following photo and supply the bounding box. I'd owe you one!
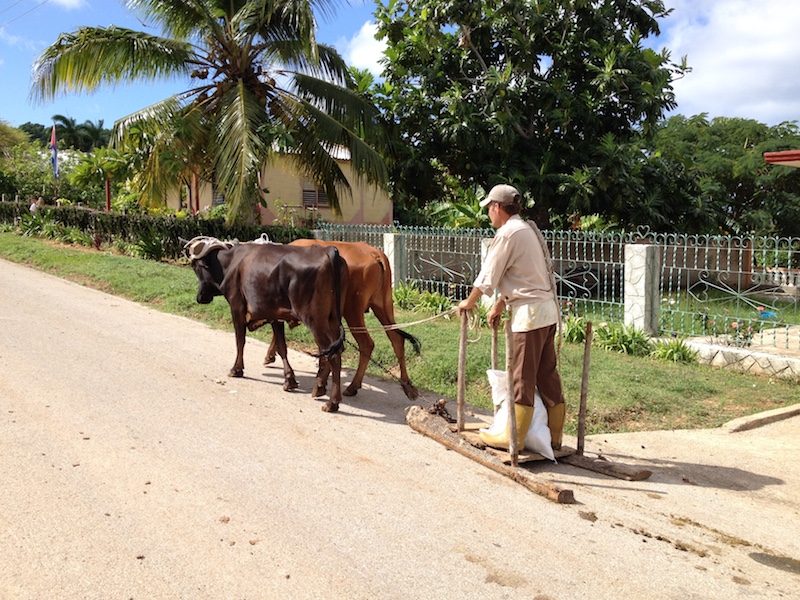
[479,184,522,207]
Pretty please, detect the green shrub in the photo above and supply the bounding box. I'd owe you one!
[18,210,50,237]
[594,323,653,356]
[563,315,588,343]
[417,289,454,316]
[132,225,168,261]
[393,281,423,310]
[651,337,699,364]
[61,227,95,247]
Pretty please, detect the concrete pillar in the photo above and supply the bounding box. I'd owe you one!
[384,233,407,289]
[624,244,660,335]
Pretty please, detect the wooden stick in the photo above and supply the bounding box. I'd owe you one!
[405,406,575,503]
[491,322,499,415]
[491,321,499,369]
[457,310,468,432]
[577,321,593,456]
[561,453,652,481]
[504,317,519,467]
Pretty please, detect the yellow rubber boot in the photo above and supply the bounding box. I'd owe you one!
[479,403,534,450]
[547,402,566,450]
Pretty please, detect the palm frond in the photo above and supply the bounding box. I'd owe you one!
[111,95,188,145]
[285,123,351,215]
[290,81,388,189]
[113,96,213,206]
[30,26,194,103]
[269,43,351,85]
[125,0,209,38]
[213,79,271,223]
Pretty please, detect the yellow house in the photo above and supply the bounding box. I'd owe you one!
[169,152,393,226]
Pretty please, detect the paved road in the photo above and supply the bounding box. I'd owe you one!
[1,259,799,599]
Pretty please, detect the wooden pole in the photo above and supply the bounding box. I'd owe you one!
[491,321,499,370]
[491,321,499,415]
[405,406,574,503]
[577,321,593,456]
[457,310,468,432]
[505,317,518,467]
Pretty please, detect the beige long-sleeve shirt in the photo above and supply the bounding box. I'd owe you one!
[473,215,558,332]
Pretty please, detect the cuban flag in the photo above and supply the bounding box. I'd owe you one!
[49,124,59,179]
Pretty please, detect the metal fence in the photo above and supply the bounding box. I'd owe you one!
[319,223,800,350]
[653,232,800,350]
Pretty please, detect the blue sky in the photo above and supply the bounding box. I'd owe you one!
[1,0,798,129]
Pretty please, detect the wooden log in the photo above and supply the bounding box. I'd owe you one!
[406,405,575,504]
[577,321,593,456]
[560,453,652,481]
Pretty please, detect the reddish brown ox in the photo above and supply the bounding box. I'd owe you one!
[266,240,420,400]
[185,236,349,412]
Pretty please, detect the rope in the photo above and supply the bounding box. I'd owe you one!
[346,307,458,334]
[340,337,435,404]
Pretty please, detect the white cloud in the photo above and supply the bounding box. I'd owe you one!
[662,0,800,124]
[340,21,386,76]
[50,0,88,9]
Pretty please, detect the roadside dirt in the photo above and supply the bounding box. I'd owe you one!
[1,258,798,599]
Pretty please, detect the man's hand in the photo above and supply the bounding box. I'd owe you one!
[457,298,474,316]
[487,298,505,328]
[458,287,484,316]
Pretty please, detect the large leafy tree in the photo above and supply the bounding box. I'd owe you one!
[374,0,686,226]
[30,0,387,224]
[19,122,50,145]
[650,115,800,236]
[0,121,27,150]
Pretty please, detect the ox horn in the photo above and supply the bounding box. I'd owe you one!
[185,236,234,261]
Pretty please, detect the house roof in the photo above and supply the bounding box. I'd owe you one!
[763,150,800,169]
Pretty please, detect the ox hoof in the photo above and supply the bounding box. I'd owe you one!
[322,401,339,413]
[343,386,358,397]
[312,384,327,398]
[283,379,299,391]
[228,369,244,378]
[401,381,419,400]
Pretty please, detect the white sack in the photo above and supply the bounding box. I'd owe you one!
[483,369,555,461]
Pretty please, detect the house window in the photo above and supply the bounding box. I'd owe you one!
[302,178,329,208]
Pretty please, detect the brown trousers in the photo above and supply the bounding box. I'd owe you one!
[511,324,565,409]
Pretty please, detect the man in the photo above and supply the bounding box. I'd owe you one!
[458,184,566,450]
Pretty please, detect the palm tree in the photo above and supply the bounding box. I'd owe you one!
[78,119,110,151]
[30,0,387,224]
[52,114,86,150]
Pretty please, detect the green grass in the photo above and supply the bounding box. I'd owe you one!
[1,231,797,435]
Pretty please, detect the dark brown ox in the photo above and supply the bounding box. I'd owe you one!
[185,236,349,412]
[266,239,420,400]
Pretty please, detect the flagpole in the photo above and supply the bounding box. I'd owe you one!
[49,124,59,201]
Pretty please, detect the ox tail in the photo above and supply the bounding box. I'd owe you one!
[316,247,347,360]
[316,323,345,360]
[397,329,422,356]
[373,249,421,357]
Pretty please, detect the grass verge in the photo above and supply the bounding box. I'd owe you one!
[1,231,796,435]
